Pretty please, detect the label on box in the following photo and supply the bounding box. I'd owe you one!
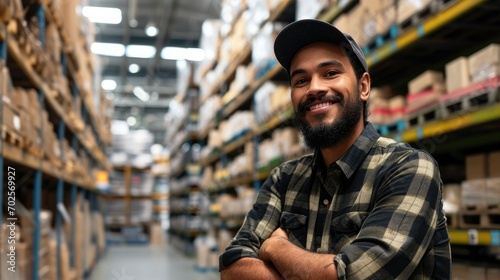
[13,115,20,130]
[468,229,479,245]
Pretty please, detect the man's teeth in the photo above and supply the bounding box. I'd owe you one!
[310,102,332,110]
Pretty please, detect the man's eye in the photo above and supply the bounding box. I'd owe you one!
[325,70,338,77]
[294,78,307,86]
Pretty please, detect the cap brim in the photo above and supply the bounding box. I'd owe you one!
[274,19,355,73]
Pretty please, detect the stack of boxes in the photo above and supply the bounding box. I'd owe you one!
[368,86,406,125]
[458,151,500,228]
[468,44,500,84]
[406,70,446,115]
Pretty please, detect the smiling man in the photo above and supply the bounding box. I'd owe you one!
[219,19,451,280]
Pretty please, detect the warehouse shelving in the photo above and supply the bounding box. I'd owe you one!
[188,1,500,270]
[0,2,110,280]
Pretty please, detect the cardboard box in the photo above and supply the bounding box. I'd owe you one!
[452,263,468,280]
[466,153,487,180]
[371,86,397,99]
[443,183,461,214]
[445,57,470,93]
[471,63,500,83]
[461,179,487,210]
[2,98,22,133]
[11,87,29,110]
[408,70,445,94]
[488,151,500,177]
[468,267,487,280]
[396,0,431,24]
[485,178,500,208]
[468,43,500,77]
[487,268,500,280]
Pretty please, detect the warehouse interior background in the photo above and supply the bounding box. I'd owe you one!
[1,0,500,279]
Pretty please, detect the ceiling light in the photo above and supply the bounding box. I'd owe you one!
[112,120,129,135]
[161,47,204,61]
[129,64,140,73]
[133,86,150,102]
[101,79,117,91]
[129,19,138,28]
[91,42,125,57]
[185,48,205,61]
[126,45,156,58]
[82,6,122,24]
[145,23,159,37]
[127,116,137,126]
[161,47,185,60]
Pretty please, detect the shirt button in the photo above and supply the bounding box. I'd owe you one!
[323,199,329,206]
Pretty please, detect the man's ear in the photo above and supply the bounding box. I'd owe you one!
[359,72,371,102]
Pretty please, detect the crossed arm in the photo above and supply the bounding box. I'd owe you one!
[220,228,338,280]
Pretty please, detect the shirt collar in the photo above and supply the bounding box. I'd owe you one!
[313,122,380,179]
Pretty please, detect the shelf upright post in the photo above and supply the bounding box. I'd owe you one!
[56,119,65,280]
[0,38,6,230]
[252,98,261,191]
[32,6,46,280]
[70,135,78,269]
[33,88,45,280]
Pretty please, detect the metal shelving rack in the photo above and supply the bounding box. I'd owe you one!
[0,3,109,280]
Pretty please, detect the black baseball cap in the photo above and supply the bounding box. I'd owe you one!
[273,19,368,74]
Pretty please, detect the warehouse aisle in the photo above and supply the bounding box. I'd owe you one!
[87,245,220,280]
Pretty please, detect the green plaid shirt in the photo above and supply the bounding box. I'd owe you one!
[220,123,451,279]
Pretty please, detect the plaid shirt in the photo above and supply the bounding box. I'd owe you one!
[219,123,451,279]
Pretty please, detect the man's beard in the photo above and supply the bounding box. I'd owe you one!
[292,91,363,150]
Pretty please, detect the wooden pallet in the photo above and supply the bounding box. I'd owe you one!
[441,86,499,118]
[459,208,500,229]
[1,125,24,148]
[25,142,43,158]
[405,103,442,128]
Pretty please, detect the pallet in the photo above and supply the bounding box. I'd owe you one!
[375,119,406,136]
[405,103,442,128]
[441,86,500,118]
[459,209,500,229]
[362,0,460,55]
[1,125,24,148]
[25,143,43,158]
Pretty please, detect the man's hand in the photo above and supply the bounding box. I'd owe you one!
[259,227,289,262]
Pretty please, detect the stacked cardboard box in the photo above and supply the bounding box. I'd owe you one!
[331,0,396,47]
[468,43,500,83]
[368,86,405,124]
[406,70,446,114]
[253,82,290,124]
[445,56,470,93]
[396,0,432,25]
[462,152,500,213]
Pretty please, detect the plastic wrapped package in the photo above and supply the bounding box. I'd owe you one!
[194,20,222,86]
[251,22,284,78]
[221,64,255,105]
[219,0,248,38]
[198,95,221,132]
[254,81,277,124]
[220,110,255,143]
[245,0,271,40]
[296,0,333,20]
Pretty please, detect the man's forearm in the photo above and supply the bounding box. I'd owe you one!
[220,257,282,280]
[261,237,339,280]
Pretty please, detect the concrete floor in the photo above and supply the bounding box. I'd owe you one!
[87,245,220,280]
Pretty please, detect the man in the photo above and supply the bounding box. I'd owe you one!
[219,19,451,279]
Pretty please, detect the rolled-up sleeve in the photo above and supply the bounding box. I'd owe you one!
[219,166,283,271]
[334,149,442,279]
